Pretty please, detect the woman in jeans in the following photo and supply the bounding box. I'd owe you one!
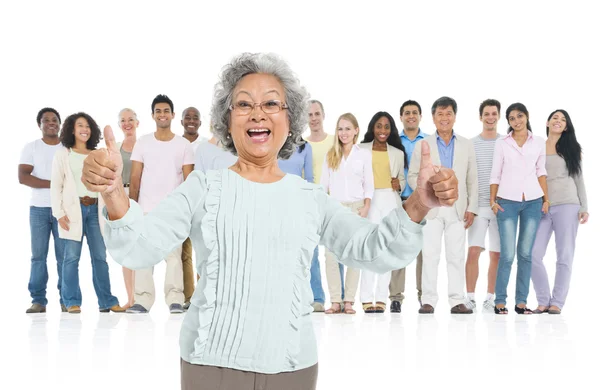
[530,109,589,314]
[51,112,123,314]
[489,103,549,315]
[321,113,374,315]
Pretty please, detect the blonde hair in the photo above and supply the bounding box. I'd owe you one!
[326,113,359,171]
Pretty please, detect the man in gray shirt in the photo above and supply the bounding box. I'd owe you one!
[466,99,502,311]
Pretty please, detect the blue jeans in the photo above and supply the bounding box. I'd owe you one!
[62,204,118,309]
[495,197,543,306]
[309,247,344,304]
[29,206,65,306]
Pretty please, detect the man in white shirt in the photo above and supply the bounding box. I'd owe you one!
[127,95,195,314]
[408,97,478,314]
[181,106,206,153]
[465,99,502,311]
[19,108,66,313]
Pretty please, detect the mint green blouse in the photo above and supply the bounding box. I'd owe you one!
[102,169,424,374]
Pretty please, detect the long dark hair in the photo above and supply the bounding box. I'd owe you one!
[505,102,532,133]
[59,112,102,150]
[361,111,408,167]
[546,109,582,177]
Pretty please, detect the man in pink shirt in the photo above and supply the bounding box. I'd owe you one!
[126,94,195,314]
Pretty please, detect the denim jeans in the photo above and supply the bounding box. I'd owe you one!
[495,197,543,306]
[309,246,344,304]
[28,206,65,306]
[62,204,119,309]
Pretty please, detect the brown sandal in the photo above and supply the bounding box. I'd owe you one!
[343,301,356,314]
[374,302,386,313]
[325,303,342,314]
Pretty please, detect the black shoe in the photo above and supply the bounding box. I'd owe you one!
[390,300,402,313]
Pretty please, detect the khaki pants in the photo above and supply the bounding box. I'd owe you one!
[325,200,363,304]
[134,245,184,310]
[181,360,318,390]
[182,237,195,302]
[388,252,423,302]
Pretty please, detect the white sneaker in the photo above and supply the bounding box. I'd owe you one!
[465,298,477,310]
[483,298,495,312]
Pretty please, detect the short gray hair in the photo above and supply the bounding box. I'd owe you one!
[118,108,138,120]
[210,53,309,159]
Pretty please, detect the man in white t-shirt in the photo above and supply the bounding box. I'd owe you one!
[19,108,65,313]
[126,95,195,314]
[179,106,207,309]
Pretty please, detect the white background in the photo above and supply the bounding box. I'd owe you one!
[1,0,599,388]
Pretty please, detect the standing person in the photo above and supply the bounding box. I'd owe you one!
[321,113,374,314]
[490,102,549,315]
[465,99,502,311]
[180,106,205,310]
[278,140,314,182]
[408,96,478,314]
[117,108,139,310]
[389,100,428,312]
[358,112,406,313]
[530,109,589,315]
[20,108,66,313]
[50,112,123,314]
[126,94,195,314]
[305,100,335,312]
[81,52,458,389]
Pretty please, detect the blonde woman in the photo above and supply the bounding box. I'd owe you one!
[358,112,407,313]
[320,113,374,314]
[117,108,138,309]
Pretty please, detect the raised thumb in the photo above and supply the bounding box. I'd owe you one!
[420,139,432,167]
[104,125,118,153]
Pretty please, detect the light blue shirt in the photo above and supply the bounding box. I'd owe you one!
[436,131,456,169]
[194,141,237,173]
[102,169,424,374]
[278,143,314,183]
[400,129,427,198]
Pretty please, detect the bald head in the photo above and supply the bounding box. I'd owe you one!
[181,107,201,136]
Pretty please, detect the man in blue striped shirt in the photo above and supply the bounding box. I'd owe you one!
[389,100,428,312]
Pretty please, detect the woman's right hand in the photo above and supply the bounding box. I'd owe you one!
[491,202,504,215]
[58,215,70,231]
[82,126,123,194]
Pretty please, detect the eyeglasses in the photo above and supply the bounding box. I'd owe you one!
[229,100,288,115]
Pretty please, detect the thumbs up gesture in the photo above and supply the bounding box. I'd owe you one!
[82,125,123,194]
[415,141,458,209]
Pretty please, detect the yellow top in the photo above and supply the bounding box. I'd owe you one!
[69,150,98,198]
[308,134,335,185]
[372,150,392,189]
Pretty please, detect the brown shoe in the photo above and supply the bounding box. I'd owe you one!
[67,305,81,314]
[419,304,434,314]
[450,303,473,314]
[100,304,126,313]
[26,303,46,314]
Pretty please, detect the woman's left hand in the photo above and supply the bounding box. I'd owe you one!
[358,206,369,218]
[579,212,589,224]
[542,201,550,214]
[391,178,401,192]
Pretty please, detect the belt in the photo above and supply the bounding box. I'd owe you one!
[79,196,98,206]
[123,183,130,188]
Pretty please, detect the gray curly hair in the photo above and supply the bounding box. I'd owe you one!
[210,53,310,159]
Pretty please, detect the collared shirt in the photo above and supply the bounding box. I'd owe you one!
[278,143,314,183]
[436,131,456,169]
[490,131,546,202]
[400,129,427,197]
[320,144,374,203]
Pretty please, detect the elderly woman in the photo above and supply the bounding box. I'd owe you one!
[81,53,458,390]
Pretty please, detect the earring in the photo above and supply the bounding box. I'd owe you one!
[226,134,231,139]
[288,132,292,137]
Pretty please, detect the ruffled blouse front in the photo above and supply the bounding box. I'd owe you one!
[103,168,424,374]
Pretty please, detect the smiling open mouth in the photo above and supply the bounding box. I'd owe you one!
[247,129,271,137]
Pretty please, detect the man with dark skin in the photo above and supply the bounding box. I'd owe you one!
[19,108,66,313]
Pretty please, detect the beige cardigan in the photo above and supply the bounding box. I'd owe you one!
[50,147,106,241]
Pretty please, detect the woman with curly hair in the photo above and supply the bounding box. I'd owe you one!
[50,112,123,314]
[81,53,458,389]
[358,111,407,313]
